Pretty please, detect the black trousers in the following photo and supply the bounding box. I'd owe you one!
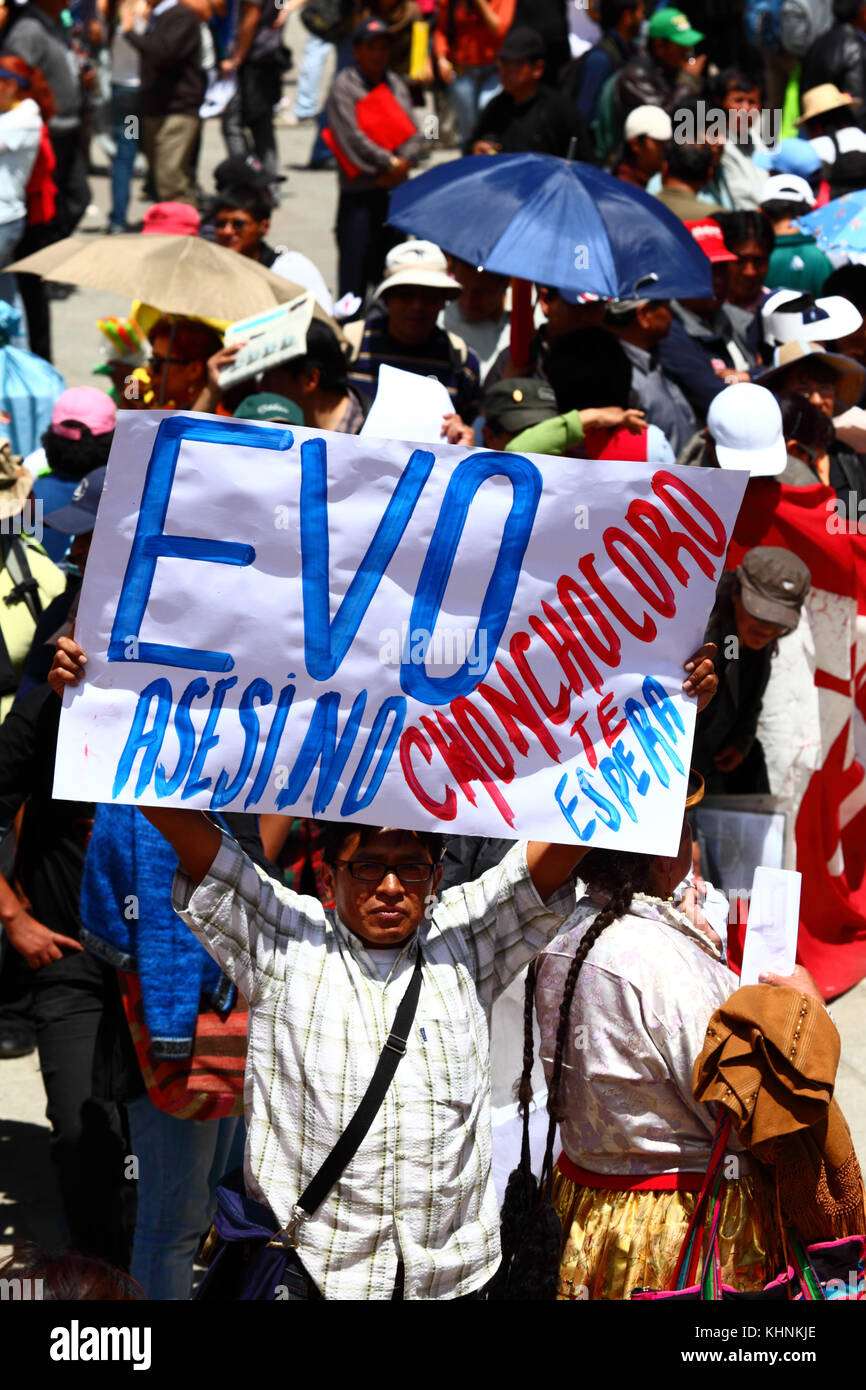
[25,949,134,1267]
[335,188,400,301]
[49,129,91,239]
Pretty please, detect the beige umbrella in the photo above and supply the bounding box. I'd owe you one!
[7,233,340,330]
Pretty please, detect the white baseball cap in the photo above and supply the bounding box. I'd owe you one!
[707,383,786,476]
[624,105,673,142]
[759,173,815,207]
[374,240,461,300]
[761,289,862,348]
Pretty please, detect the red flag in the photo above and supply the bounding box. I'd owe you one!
[728,477,866,998]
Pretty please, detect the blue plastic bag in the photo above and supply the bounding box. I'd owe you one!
[0,301,65,456]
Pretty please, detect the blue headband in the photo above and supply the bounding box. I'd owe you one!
[0,66,28,87]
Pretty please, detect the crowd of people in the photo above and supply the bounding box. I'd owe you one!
[0,0,865,1308]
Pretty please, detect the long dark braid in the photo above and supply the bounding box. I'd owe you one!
[536,847,656,1195]
[492,847,659,1299]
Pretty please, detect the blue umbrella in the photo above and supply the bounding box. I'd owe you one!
[799,191,866,263]
[388,154,713,300]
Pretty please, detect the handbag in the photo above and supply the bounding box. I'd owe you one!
[300,0,354,45]
[632,1112,866,1300]
[119,972,247,1121]
[486,962,563,1301]
[196,945,424,1300]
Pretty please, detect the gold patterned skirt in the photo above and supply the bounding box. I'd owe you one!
[552,1163,784,1301]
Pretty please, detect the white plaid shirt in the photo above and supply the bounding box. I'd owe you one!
[173,835,573,1301]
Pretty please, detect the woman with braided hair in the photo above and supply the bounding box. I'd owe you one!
[534,812,788,1300]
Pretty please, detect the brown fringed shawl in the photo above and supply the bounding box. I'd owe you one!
[692,985,865,1242]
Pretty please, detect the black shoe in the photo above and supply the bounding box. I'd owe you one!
[0,1024,36,1059]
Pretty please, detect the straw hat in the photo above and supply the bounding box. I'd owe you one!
[758,340,866,410]
[0,439,32,521]
[797,84,855,124]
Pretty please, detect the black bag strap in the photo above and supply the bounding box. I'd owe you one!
[268,944,424,1248]
[2,534,43,626]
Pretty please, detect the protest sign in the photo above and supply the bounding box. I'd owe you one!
[54,411,746,852]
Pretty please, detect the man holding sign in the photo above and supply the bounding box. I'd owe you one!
[48,406,740,1297]
[50,640,716,1300]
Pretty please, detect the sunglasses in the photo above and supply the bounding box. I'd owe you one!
[332,859,434,884]
[149,353,189,373]
[215,216,254,231]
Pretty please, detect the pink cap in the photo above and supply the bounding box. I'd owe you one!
[684,218,738,264]
[51,388,117,440]
[142,202,201,236]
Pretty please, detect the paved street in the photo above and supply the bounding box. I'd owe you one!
[2,27,866,1262]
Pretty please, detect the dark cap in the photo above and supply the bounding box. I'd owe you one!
[498,25,545,63]
[352,17,391,43]
[43,465,106,535]
[233,393,304,425]
[484,378,558,433]
[737,546,811,630]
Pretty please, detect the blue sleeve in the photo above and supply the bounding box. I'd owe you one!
[657,316,724,418]
[577,47,612,121]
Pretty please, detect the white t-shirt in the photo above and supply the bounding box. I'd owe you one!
[0,98,42,226]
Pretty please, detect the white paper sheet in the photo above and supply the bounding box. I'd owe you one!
[740,866,801,985]
[360,364,455,445]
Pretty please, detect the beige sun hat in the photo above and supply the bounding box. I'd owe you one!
[374,240,461,300]
[758,340,866,410]
[797,83,856,124]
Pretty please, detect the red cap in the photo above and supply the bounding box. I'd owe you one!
[684,219,738,264]
[142,202,201,236]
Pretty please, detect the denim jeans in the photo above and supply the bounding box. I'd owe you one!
[446,64,501,149]
[294,32,331,119]
[126,1096,242,1300]
[110,84,140,231]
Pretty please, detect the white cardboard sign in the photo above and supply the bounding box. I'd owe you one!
[54,411,746,852]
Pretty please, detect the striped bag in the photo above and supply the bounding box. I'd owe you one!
[120,972,248,1121]
[633,1114,866,1300]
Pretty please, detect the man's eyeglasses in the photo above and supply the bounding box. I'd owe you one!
[333,859,434,883]
[215,216,254,231]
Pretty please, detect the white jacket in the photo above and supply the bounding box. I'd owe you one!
[0,98,42,226]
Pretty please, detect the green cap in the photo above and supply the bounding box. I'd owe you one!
[484,378,558,433]
[233,393,304,425]
[647,6,704,44]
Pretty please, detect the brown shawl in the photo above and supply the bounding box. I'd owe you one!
[692,985,865,1242]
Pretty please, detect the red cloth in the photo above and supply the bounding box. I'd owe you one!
[583,425,650,461]
[323,82,419,180]
[556,1151,706,1191]
[727,477,866,998]
[25,124,56,227]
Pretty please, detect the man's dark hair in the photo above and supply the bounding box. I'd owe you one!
[213,183,272,223]
[284,319,349,393]
[318,821,444,866]
[545,327,632,409]
[716,209,775,257]
[149,315,224,364]
[41,425,114,480]
[833,0,862,21]
[600,0,642,29]
[707,64,763,103]
[823,262,866,310]
[664,138,713,185]
[776,391,835,450]
[761,197,813,221]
